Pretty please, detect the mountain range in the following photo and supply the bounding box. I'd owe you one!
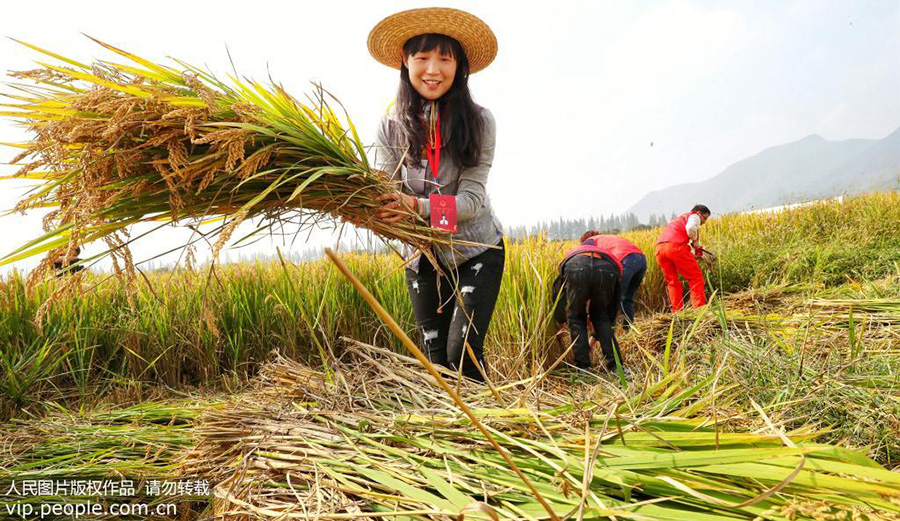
[626,126,900,220]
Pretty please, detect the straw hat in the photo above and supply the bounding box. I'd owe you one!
[368,7,497,73]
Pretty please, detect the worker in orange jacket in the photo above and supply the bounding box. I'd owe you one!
[655,205,710,311]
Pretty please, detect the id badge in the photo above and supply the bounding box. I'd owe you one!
[429,194,457,232]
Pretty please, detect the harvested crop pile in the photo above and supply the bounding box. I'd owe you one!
[185,340,900,521]
[2,339,899,519]
[0,400,215,518]
[624,286,900,356]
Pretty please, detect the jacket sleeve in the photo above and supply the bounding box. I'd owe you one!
[374,115,402,182]
[685,214,701,245]
[452,108,496,222]
[377,114,435,218]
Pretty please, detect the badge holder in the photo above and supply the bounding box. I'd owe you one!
[429,193,457,233]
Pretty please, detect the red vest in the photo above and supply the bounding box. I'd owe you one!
[657,212,700,246]
[560,240,623,276]
[589,235,643,263]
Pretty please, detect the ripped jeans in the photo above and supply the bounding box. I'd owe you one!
[406,239,505,382]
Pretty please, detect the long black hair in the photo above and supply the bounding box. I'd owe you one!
[394,33,484,169]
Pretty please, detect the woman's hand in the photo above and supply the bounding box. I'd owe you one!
[377,192,418,223]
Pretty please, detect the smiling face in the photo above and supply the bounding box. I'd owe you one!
[404,49,458,100]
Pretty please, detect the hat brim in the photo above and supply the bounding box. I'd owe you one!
[368,7,497,74]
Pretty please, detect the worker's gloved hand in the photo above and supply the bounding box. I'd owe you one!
[694,247,703,258]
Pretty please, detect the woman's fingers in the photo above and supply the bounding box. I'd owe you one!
[377,200,399,213]
[375,194,416,223]
[382,213,406,224]
[379,192,414,208]
[376,193,422,223]
[378,205,407,223]
[377,207,409,218]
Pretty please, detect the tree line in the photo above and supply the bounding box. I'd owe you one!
[506,212,676,242]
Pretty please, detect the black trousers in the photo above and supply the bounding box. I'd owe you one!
[563,255,622,370]
[618,253,647,329]
[405,240,505,381]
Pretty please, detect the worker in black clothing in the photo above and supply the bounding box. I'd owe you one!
[552,235,623,372]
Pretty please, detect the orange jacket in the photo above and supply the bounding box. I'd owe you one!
[657,211,701,246]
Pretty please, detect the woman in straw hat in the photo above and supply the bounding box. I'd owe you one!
[370,7,504,382]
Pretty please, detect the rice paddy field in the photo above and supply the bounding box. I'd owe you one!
[1,191,900,520]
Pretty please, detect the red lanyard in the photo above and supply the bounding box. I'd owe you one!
[424,112,441,181]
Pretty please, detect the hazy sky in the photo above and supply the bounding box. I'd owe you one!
[1,0,898,274]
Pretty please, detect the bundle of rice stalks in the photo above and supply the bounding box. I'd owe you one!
[0,39,449,278]
[186,340,900,521]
